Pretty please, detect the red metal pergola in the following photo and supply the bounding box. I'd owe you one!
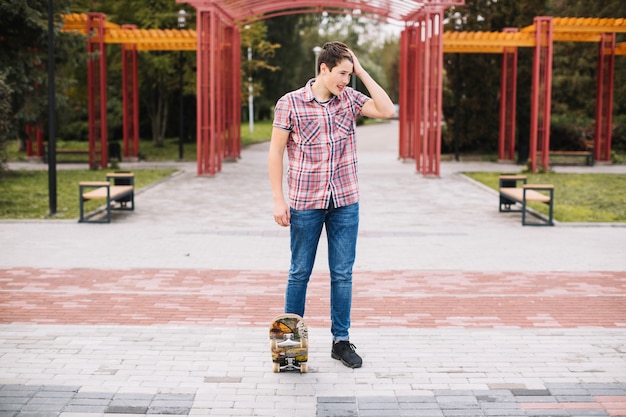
[398,11,446,176]
[444,17,626,172]
[50,7,625,176]
[180,0,463,176]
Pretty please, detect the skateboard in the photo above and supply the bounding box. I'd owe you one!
[269,313,308,373]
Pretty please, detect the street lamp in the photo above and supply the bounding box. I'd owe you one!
[248,45,254,133]
[177,9,186,161]
[47,0,57,215]
[244,25,254,133]
[452,12,462,162]
[313,46,322,77]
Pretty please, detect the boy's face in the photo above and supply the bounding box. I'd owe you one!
[320,58,353,96]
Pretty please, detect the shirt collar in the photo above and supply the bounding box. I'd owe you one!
[304,78,336,103]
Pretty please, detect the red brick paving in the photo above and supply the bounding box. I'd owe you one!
[0,268,625,328]
[596,396,626,417]
[521,397,626,417]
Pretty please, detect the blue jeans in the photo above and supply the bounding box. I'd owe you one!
[285,202,359,342]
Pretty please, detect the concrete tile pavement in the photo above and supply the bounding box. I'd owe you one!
[1,121,625,416]
[2,122,626,272]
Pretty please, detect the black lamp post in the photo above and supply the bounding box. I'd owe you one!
[48,0,57,215]
[177,10,186,161]
[313,46,322,77]
[453,12,462,162]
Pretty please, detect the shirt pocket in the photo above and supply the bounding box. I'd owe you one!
[297,118,321,145]
[295,118,329,164]
[334,108,354,138]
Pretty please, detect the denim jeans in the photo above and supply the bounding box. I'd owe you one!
[285,202,359,342]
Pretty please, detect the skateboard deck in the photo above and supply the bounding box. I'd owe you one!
[269,313,308,373]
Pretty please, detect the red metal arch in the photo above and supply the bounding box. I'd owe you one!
[187,1,463,25]
[182,0,462,176]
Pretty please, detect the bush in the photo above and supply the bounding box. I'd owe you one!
[57,119,89,143]
[611,114,626,152]
[549,113,594,151]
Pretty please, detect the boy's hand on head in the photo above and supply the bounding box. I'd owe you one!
[348,49,364,78]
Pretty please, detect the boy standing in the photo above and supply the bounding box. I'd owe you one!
[268,41,395,368]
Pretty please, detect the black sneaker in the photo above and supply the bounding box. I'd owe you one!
[331,341,362,368]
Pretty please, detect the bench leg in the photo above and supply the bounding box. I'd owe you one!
[106,189,112,223]
[521,190,554,226]
[547,189,554,225]
[79,191,84,223]
[499,196,521,213]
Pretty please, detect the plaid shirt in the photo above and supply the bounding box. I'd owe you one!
[273,79,370,210]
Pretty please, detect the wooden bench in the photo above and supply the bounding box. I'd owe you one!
[499,175,554,226]
[42,147,91,163]
[79,172,135,223]
[545,151,594,166]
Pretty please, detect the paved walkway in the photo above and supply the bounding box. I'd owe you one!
[1,121,625,417]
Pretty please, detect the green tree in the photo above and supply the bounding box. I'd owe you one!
[261,11,395,120]
[264,14,312,111]
[442,0,548,157]
[241,21,280,122]
[90,0,196,146]
[548,0,626,117]
[380,37,400,104]
[0,73,12,174]
[0,0,82,151]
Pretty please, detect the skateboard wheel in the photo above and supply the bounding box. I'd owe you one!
[299,363,308,373]
[273,362,280,373]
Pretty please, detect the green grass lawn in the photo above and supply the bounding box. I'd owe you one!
[465,172,626,222]
[0,169,177,220]
[5,120,275,163]
[0,122,274,220]
[6,119,393,163]
[3,120,625,222]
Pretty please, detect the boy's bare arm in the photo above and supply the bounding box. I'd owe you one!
[268,127,291,227]
[349,50,396,120]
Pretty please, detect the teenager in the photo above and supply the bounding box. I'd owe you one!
[268,41,395,368]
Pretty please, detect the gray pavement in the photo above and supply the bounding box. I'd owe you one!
[1,121,625,417]
[2,121,626,272]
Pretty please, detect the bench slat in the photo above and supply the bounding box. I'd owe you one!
[82,185,133,200]
[500,188,551,203]
[79,181,110,187]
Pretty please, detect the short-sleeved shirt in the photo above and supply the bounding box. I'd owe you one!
[273,79,370,210]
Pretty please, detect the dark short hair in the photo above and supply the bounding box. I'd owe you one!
[317,41,353,74]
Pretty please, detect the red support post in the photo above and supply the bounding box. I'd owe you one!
[399,26,420,159]
[223,25,241,161]
[195,7,239,176]
[432,10,443,177]
[87,13,108,169]
[414,23,424,168]
[196,8,212,176]
[214,16,223,174]
[594,33,615,163]
[25,124,43,158]
[410,21,424,170]
[529,16,553,173]
[121,25,139,161]
[398,28,409,159]
[413,24,421,163]
[498,28,518,162]
[414,9,443,177]
[208,10,216,175]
